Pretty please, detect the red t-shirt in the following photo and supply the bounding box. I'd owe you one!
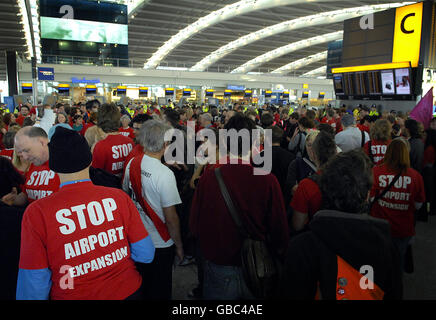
[23,161,60,203]
[423,145,436,167]
[19,181,148,300]
[290,176,323,221]
[80,122,95,136]
[357,124,370,133]
[0,148,14,161]
[370,164,426,237]
[363,140,391,165]
[16,115,26,127]
[118,127,135,139]
[321,117,337,130]
[92,134,133,177]
[335,118,343,133]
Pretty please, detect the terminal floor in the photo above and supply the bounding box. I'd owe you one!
[171,218,436,300]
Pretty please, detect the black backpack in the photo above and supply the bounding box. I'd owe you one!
[89,166,122,189]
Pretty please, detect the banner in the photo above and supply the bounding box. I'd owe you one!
[410,87,433,129]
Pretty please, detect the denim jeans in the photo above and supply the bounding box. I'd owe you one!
[392,236,412,273]
[202,259,254,300]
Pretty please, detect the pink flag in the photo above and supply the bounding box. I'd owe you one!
[410,87,434,129]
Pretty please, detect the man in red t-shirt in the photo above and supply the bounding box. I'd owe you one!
[321,109,337,131]
[123,114,152,178]
[92,104,133,178]
[13,126,61,205]
[16,105,30,127]
[17,127,155,300]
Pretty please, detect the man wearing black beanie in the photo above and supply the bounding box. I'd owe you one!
[17,127,155,300]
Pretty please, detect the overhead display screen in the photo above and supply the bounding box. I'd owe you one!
[354,72,368,96]
[381,70,395,95]
[395,68,412,95]
[40,16,128,45]
[368,71,382,95]
[333,74,344,95]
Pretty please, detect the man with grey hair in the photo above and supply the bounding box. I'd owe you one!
[335,113,369,152]
[122,119,184,300]
[11,126,60,206]
[198,112,213,130]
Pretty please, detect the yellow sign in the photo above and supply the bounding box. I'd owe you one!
[303,84,309,89]
[392,2,423,68]
[332,61,410,74]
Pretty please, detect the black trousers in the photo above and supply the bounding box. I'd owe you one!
[135,245,175,300]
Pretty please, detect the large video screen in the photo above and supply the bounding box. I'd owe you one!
[381,70,395,95]
[41,16,128,45]
[395,68,412,95]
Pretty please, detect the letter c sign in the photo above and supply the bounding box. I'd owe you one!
[392,2,423,68]
[400,13,415,34]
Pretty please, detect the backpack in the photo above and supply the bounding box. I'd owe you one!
[313,234,385,300]
[215,168,281,299]
[296,156,316,183]
[89,166,122,189]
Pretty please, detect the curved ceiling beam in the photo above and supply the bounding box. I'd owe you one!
[271,51,327,74]
[231,32,341,74]
[190,2,413,72]
[143,0,353,70]
[300,65,327,77]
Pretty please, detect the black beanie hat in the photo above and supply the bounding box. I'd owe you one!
[48,126,92,173]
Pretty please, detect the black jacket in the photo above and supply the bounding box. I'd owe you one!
[281,210,403,300]
[0,201,25,300]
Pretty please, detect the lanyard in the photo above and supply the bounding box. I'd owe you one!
[60,179,91,189]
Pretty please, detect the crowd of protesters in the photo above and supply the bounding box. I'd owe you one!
[0,98,435,300]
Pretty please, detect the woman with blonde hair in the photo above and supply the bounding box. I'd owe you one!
[364,119,392,165]
[12,149,30,176]
[370,138,425,272]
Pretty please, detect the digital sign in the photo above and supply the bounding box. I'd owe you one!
[38,67,55,81]
[381,70,395,95]
[139,87,148,97]
[395,68,411,95]
[332,62,414,99]
[41,16,128,45]
[165,88,174,96]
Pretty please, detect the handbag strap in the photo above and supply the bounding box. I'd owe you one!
[214,167,250,239]
[371,172,402,208]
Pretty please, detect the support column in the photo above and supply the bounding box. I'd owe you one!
[6,51,18,97]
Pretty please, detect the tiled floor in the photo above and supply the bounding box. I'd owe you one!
[172,218,436,300]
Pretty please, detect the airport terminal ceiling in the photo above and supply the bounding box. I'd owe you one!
[0,0,422,81]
